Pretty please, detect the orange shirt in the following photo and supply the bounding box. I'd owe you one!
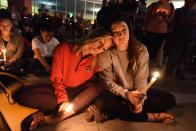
[50,43,98,104]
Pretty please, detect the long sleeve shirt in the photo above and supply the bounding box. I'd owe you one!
[98,43,149,99]
[0,34,24,62]
[50,43,98,104]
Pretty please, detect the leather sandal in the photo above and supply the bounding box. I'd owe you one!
[151,112,175,124]
[21,111,45,131]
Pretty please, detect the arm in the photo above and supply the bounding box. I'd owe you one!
[166,4,175,24]
[98,52,128,99]
[133,45,149,92]
[131,45,149,113]
[50,45,69,104]
[32,39,51,72]
[9,36,24,63]
[33,48,51,72]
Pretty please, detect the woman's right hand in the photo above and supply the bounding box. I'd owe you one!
[127,90,144,106]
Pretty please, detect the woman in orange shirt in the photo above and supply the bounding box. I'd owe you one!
[16,28,113,130]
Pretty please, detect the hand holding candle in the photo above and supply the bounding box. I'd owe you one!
[64,103,74,113]
[141,71,160,94]
[58,102,75,114]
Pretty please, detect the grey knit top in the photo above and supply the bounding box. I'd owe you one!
[98,43,149,99]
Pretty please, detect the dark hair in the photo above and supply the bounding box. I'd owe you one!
[38,16,54,32]
[0,9,12,21]
[109,14,140,70]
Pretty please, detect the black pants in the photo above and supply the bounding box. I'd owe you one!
[94,88,176,121]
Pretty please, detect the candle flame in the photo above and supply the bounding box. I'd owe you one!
[2,49,6,53]
[152,71,160,79]
[65,103,74,113]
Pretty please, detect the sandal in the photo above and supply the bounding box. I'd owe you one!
[85,105,108,123]
[149,112,175,124]
[21,111,45,131]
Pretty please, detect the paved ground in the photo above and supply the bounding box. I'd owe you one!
[26,75,196,131]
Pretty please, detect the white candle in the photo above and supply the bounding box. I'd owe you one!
[2,49,6,61]
[141,71,160,94]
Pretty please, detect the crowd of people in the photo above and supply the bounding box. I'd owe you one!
[0,0,195,130]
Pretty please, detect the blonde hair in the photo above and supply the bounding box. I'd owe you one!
[73,27,111,52]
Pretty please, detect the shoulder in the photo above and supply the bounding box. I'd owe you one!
[169,2,174,9]
[137,42,148,52]
[98,50,112,59]
[51,37,59,43]
[148,2,158,8]
[98,49,114,69]
[10,34,24,46]
[32,36,40,43]
[54,42,73,53]
[137,42,149,58]
[11,34,24,42]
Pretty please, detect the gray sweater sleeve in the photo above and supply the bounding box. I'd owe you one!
[98,51,128,99]
[133,45,149,92]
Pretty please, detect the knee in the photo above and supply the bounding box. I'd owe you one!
[91,76,107,92]
[166,92,176,109]
[94,92,111,112]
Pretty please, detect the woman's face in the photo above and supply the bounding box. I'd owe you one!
[76,35,113,57]
[40,31,53,43]
[88,36,113,55]
[0,19,13,36]
[111,21,129,51]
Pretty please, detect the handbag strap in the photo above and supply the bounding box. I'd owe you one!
[0,72,24,105]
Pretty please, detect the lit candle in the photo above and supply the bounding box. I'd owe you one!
[141,71,160,94]
[64,103,74,113]
[2,49,6,61]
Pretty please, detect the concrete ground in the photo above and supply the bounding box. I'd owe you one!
[26,74,196,131]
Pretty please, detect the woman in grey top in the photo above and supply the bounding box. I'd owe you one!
[86,18,176,124]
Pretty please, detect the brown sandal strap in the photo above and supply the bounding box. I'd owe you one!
[30,112,45,130]
[152,113,161,121]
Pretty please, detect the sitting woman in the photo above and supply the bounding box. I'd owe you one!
[86,18,176,124]
[0,9,25,70]
[15,28,113,130]
[32,17,59,74]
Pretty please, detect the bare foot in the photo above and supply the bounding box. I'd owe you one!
[29,112,45,130]
[147,112,175,124]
